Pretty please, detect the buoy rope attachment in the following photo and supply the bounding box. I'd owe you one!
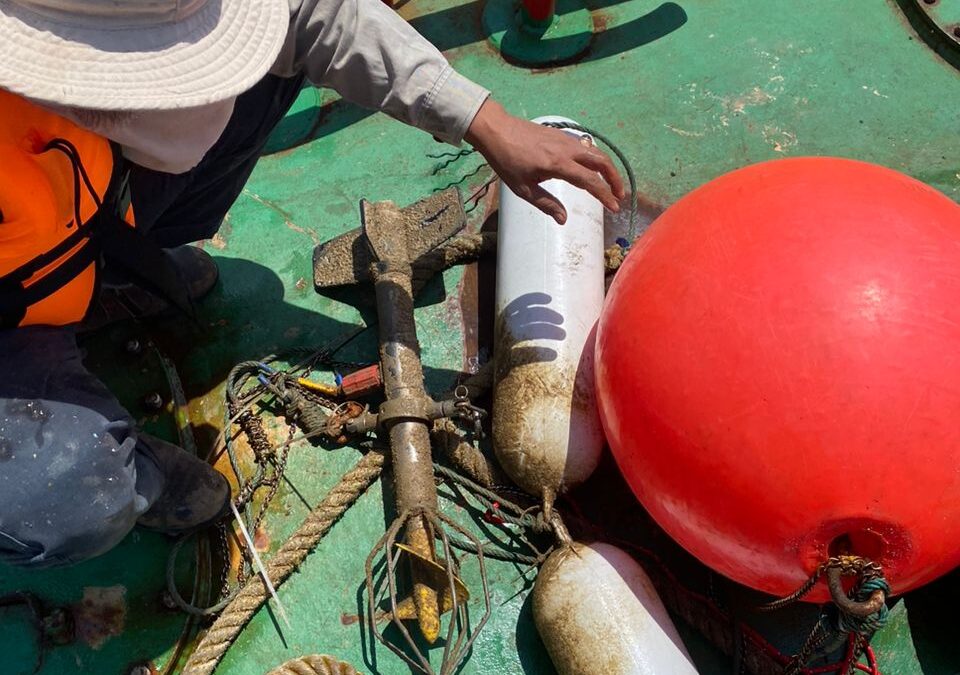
[760,556,889,675]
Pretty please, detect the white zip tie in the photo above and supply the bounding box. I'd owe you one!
[230,500,292,631]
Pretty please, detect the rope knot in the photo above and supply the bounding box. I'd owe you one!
[835,577,891,635]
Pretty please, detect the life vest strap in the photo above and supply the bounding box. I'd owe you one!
[2,222,94,285]
[0,237,98,328]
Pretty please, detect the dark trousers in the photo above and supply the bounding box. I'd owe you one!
[0,75,305,567]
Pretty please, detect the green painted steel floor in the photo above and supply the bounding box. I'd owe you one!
[4,1,960,673]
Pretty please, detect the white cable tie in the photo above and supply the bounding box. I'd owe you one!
[230,500,292,631]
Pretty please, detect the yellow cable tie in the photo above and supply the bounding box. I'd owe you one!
[296,377,340,397]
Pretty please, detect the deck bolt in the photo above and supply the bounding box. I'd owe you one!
[142,392,164,412]
[125,339,142,355]
[128,666,153,675]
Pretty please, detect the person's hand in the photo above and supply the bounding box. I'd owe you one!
[465,99,625,224]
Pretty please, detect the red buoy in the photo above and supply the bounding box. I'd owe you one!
[596,157,960,601]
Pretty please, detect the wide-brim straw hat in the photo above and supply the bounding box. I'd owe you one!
[0,0,290,110]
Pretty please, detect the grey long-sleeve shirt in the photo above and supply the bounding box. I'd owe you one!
[273,0,489,145]
[58,0,490,174]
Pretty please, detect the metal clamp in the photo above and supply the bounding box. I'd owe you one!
[378,396,434,425]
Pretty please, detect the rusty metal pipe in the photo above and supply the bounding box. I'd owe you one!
[371,259,443,643]
[373,263,438,515]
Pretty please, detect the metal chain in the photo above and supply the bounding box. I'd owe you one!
[250,427,294,543]
[217,523,232,601]
[783,621,832,675]
[232,411,280,588]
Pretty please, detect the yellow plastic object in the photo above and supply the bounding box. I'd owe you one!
[296,377,340,398]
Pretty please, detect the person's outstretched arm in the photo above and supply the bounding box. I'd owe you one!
[273,0,624,222]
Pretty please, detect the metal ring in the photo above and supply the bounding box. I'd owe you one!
[825,566,886,617]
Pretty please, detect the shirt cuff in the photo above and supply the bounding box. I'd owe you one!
[418,67,490,146]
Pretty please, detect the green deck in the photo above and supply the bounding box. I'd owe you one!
[3,1,960,673]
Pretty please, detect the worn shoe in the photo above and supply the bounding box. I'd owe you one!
[136,434,231,534]
[81,245,220,333]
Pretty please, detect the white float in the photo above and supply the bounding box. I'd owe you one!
[534,542,699,675]
[492,116,606,510]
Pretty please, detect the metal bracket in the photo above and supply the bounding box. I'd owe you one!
[313,188,467,288]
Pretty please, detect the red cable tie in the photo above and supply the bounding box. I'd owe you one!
[483,501,506,525]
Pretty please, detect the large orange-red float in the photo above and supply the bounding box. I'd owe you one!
[595,157,960,601]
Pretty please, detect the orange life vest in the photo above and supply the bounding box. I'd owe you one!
[0,90,133,328]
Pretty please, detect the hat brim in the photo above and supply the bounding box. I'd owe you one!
[0,0,289,110]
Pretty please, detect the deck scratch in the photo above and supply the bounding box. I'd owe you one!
[242,188,322,244]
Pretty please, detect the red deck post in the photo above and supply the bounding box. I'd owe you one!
[520,0,555,26]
